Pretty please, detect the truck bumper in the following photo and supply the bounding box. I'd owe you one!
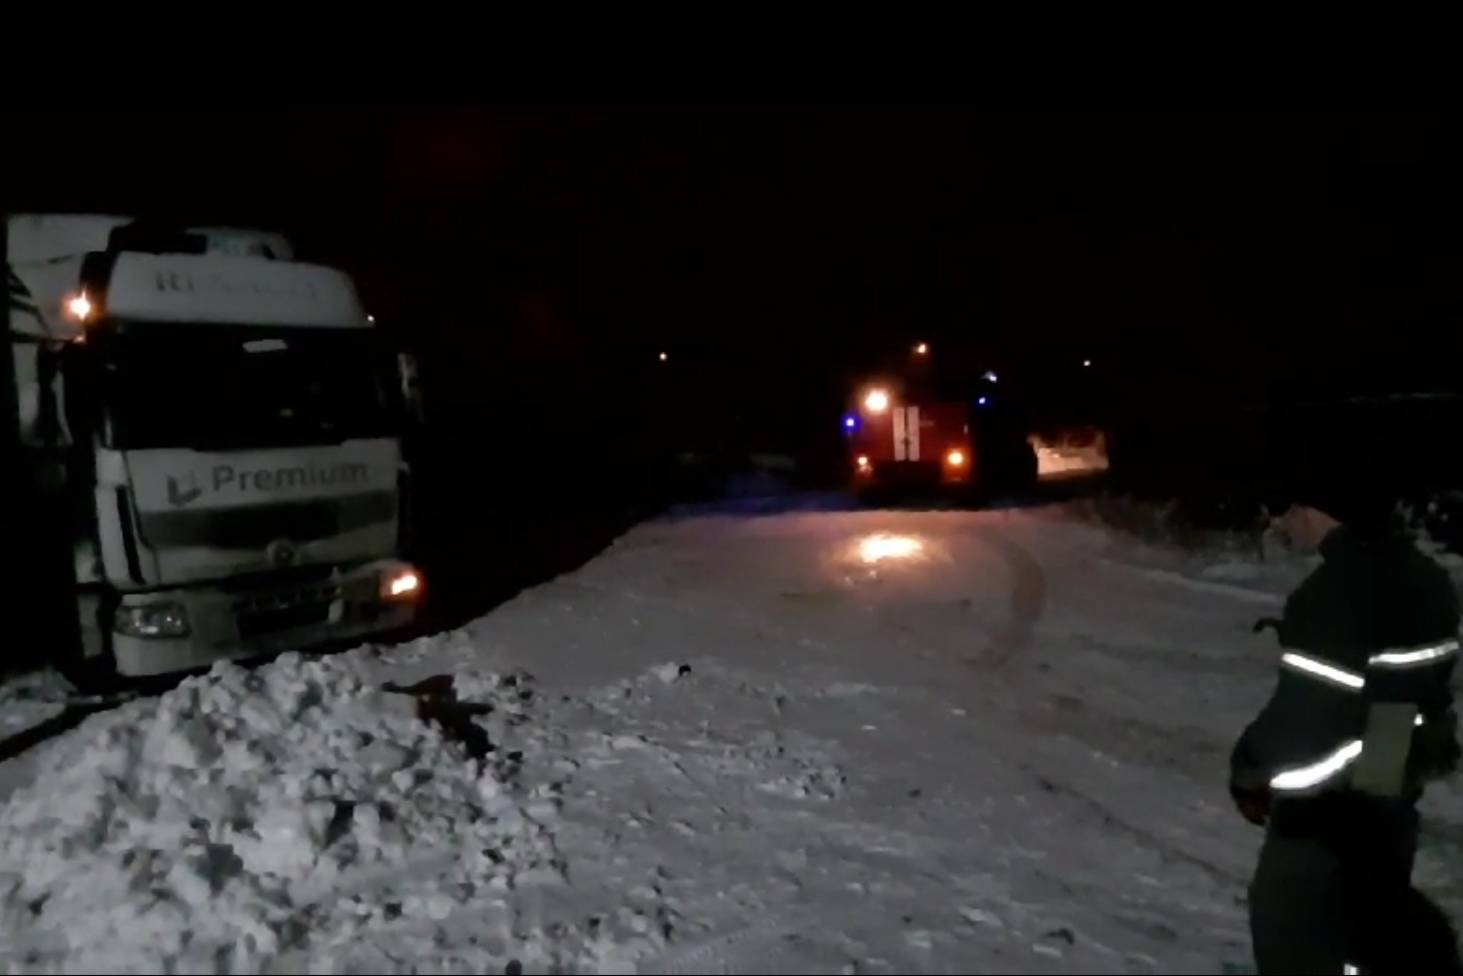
[112,559,420,677]
[860,460,972,488]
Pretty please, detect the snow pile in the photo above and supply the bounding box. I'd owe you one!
[1071,495,1276,556]
[0,653,579,973]
[1401,498,1463,587]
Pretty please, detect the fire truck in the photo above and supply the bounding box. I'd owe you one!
[844,356,1036,500]
[5,215,422,681]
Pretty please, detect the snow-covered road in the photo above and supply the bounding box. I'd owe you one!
[5,504,1463,973]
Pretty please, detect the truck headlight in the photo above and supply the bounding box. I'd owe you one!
[114,603,190,638]
[382,568,422,601]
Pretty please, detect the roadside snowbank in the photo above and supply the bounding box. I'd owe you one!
[0,653,582,973]
[0,646,842,973]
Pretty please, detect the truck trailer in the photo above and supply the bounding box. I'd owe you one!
[5,215,421,679]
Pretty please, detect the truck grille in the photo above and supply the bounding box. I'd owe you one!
[234,581,342,638]
[138,492,396,549]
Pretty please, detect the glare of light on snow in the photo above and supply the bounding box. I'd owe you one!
[857,533,924,564]
[66,292,93,321]
[863,388,890,413]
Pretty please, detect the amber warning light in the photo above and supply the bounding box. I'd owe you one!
[383,569,422,600]
[66,292,94,321]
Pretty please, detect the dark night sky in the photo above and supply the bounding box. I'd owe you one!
[6,107,1458,446]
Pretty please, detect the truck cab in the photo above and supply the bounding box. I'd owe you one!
[845,364,1036,501]
[7,215,421,678]
[847,382,975,491]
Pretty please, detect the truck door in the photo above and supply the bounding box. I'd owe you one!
[891,405,922,461]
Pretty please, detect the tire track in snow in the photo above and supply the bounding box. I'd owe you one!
[964,525,1047,669]
[1016,759,1244,887]
[557,578,838,655]
[1098,559,1281,607]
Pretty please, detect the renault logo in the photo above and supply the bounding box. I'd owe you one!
[166,473,203,507]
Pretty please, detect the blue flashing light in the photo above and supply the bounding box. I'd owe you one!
[977,395,989,407]
[843,415,857,430]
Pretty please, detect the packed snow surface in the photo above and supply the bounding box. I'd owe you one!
[4,504,1462,973]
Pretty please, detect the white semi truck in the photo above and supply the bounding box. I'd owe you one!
[5,215,422,679]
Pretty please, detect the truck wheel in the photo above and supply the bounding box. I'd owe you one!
[1014,443,1038,492]
[855,482,890,507]
[959,482,987,510]
[60,654,121,695]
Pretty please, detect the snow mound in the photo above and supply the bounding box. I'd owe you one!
[0,653,573,973]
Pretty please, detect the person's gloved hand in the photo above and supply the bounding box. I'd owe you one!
[1230,782,1271,826]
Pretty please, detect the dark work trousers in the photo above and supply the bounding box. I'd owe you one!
[1249,802,1457,974]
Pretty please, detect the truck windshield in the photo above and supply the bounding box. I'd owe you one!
[97,323,400,450]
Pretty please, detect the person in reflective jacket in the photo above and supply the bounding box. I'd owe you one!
[1231,495,1460,974]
